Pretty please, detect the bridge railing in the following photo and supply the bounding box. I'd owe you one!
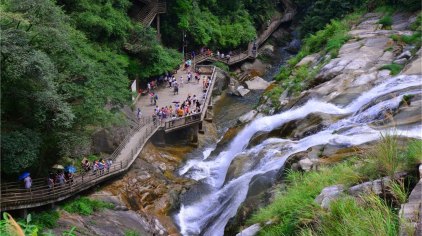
[0,118,160,211]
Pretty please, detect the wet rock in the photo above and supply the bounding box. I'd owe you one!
[315,185,344,209]
[261,44,275,53]
[238,110,258,124]
[237,86,251,97]
[299,158,313,171]
[393,58,408,65]
[236,223,261,236]
[245,76,271,90]
[397,50,411,60]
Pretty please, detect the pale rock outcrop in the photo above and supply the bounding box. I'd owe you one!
[245,76,271,90]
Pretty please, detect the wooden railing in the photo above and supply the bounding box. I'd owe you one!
[0,66,218,211]
[0,118,160,211]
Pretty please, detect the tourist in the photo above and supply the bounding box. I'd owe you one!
[179,76,184,87]
[217,50,220,58]
[93,161,98,175]
[154,93,158,105]
[147,82,151,91]
[65,171,74,184]
[24,175,32,191]
[149,92,155,105]
[187,72,192,83]
[174,83,179,95]
[57,172,65,185]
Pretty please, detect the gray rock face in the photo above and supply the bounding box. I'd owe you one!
[238,110,258,124]
[315,185,344,209]
[236,223,261,236]
[393,58,408,65]
[245,76,271,90]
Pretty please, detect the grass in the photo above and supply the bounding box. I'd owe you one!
[249,162,361,235]
[63,197,114,216]
[247,136,421,235]
[310,195,399,236]
[380,63,404,75]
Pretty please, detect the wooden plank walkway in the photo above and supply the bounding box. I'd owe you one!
[0,65,217,212]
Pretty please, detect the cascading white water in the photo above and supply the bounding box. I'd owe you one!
[175,75,422,236]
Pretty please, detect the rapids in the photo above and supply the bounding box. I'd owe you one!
[175,75,422,236]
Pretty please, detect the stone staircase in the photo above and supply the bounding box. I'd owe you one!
[135,0,166,26]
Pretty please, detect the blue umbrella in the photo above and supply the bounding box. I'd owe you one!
[65,165,77,173]
[18,171,30,181]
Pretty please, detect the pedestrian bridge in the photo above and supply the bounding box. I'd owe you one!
[0,66,218,212]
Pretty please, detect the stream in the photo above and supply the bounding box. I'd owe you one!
[174,74,422,235]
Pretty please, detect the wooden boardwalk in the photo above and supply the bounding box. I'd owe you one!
[0,66,217,212]
[193,0,296,67]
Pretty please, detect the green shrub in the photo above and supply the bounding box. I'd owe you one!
[31,210,60,229]
[410,13,422,31]
[380,63,404,75]
[379,15,393,28]
[264,86,284,107]
[63,197,114,216]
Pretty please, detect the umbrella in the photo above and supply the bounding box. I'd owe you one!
[172,101,180,103]
[52,164,64,170]
[65,165,77,173]
[18,172,30,181]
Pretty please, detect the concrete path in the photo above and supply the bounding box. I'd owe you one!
[135,66,209,118]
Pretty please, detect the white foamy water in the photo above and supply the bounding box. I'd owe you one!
[175,75,422,236]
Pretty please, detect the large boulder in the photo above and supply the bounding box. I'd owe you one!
[245,76,271,90]
[212,68,230,95]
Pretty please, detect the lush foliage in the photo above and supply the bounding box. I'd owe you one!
[63,197,114,216]
[161,0,279,50]
[31,210,60,230]
[249,137,421,235]
[0,0,181,178]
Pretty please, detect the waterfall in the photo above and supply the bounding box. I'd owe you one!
[175,75,422,236]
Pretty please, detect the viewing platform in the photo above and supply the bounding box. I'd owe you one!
[0,65,217,212]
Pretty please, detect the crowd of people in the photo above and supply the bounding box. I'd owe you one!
[82,158,113,176]
[136,65,214,124]
[47,171,73,190]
